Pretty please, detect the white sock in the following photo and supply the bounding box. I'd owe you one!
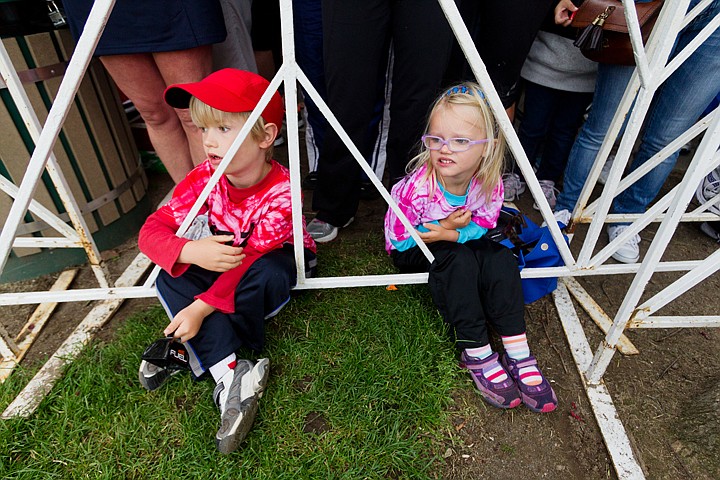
[209,353,237,383]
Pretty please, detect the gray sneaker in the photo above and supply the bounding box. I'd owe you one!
[533,179,558,210]
[695,166,720,215]
[214,358,270,454]
[307,217,354,243]
[502,173,526,202]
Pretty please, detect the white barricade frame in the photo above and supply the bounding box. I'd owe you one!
[0,0,718,477]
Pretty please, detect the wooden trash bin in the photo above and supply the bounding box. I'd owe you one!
[0,28,150,282]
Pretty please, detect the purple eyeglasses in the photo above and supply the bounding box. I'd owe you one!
[421,135,490,153]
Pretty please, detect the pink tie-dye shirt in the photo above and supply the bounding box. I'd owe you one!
[139,159,315,313]
[384,165,504,253]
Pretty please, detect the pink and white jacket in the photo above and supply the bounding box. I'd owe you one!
[384,165,504,253]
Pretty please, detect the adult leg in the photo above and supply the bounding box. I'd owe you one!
[313,0,390,226]
[516,80,559,181]
[613,1,720,214]
[386,0,454,184]
[535,90,594,183]
[153,45,215,166]
[100,53,194,183]
[554,63,634,213]
[293,0,327,172]
[474,0,555,113]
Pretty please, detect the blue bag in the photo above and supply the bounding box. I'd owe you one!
[488,207,568,304]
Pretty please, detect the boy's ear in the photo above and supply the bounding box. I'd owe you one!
[258,123,279,148]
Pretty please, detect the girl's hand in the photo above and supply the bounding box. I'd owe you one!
[164,300,215,343]
[439,209,472,230]
[555,0,578,26]
[178,235,245,272]
[418,223,460,243]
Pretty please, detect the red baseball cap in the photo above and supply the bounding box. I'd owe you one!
[164,69,285,127]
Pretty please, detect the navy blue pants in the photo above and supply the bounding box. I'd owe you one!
[156,245,315,376]
[392,239,526,349]
[517,80,594,183]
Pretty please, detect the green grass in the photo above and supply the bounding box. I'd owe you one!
[0,232,463,479]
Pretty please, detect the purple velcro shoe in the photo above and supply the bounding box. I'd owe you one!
[501,354,557,413]
[459,352,521,409]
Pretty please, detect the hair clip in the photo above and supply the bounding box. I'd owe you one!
[445,85,487,101]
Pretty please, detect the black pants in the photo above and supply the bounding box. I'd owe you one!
[156,245,315,376]
[444,0,556,107]
[392,239,525,348]
[313,0,455,226]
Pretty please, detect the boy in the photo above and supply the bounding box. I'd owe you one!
[137,69,317,454]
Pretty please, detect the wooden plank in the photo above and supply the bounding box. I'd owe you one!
[1,253,153,418]
[25,33,117,228]
[0,269,78,383]
[563,277,640,356]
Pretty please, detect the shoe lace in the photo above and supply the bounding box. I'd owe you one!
[612,226,640,246]
[701,168,720,193]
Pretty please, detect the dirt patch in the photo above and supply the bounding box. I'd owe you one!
[1,142,718,478]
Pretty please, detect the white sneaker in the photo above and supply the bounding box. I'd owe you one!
[502,173,526,202]
[607,225,640,263]
[695,166,720,216]
[597,155,615,186]
[533,180,558,210]
[214,358,270,454]
[541,209,571,228]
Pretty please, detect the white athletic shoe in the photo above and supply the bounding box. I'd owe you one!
[214,358,270,454]
[597,155,615,186]
[695,166,720,216]
[607,225,640,263]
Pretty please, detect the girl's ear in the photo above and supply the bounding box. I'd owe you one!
[258,123,279,148]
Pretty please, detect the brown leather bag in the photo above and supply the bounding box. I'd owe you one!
[571,0,664,65]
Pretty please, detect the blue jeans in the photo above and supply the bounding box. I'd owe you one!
[555,0,720,215]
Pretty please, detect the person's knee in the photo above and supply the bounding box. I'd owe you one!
[174,108,199,132]
[133,98,177,128]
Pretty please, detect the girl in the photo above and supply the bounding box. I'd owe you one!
[384,83,556,413]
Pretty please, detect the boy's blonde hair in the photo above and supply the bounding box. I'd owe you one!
[406,82,506,202]
[189,97,274,160]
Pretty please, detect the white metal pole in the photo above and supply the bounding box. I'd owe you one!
[586,97,720,384]
[0,0,116,284]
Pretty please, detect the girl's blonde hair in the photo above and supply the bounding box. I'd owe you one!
[406,82,506,202]
[189,97,274,160]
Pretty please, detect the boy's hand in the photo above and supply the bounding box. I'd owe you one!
[179,235,245,272]
[418,223,460,243]
[439,209,471,230]
[164,299,215,343]
[555,0,578,26]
